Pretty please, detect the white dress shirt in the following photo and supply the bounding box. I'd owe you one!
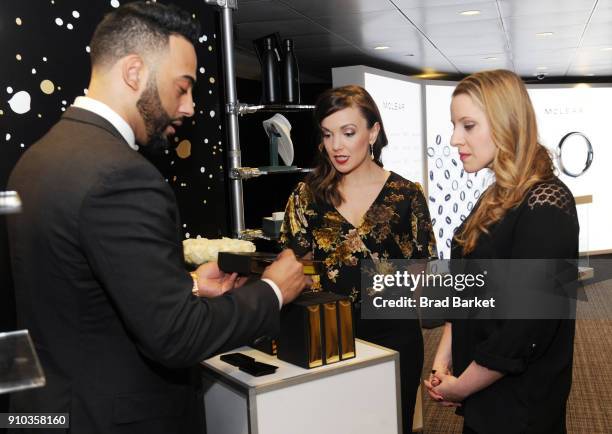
[72,96,138,151]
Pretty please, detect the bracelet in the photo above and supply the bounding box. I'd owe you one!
[190,272,199,297]
[557,131,593,177]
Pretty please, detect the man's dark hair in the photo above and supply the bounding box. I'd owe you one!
[90,1,201,68]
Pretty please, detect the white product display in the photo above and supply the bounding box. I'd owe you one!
[527,85,612,254]
[201,339,401,434]
[424,82,494,258]
[262,113,294,166]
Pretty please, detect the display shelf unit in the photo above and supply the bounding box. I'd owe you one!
[239,228,278,242]
[230,166,313,180]
[0,330,46,395]
[230,103,315,116]
[0,197,47,396]
[207,0,314,238]
[201,339,401,434]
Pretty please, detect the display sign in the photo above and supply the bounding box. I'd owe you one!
[333,66,424,186]
[528,85,612,253]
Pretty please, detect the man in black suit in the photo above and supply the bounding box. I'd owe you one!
[7,3,307,433]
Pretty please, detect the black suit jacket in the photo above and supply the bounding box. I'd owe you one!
[7,108,280,434]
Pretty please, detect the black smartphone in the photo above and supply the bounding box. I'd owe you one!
[239,361,278,377]
[220,352,255,367]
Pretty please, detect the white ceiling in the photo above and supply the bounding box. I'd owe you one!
[233,0,612,81]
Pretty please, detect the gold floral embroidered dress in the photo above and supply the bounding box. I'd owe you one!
[280,171,437,434]
[280,171,437,302]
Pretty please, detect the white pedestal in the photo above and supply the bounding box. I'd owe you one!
[201,339,401,434]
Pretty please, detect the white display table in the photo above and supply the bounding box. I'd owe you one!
[201,339,401,434]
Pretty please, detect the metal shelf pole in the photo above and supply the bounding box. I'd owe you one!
[219,3,244,237]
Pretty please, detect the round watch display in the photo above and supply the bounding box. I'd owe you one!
[557,131,593,177]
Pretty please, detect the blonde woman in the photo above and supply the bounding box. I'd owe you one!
[425,70,578,434]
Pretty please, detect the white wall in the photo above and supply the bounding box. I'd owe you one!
[332,66,425,186]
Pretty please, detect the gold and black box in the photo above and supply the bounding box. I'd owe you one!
[278,291,355,369]
[252,336,277,356]
[218,251,320,276]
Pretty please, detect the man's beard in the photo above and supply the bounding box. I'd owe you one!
[136,76,175,151]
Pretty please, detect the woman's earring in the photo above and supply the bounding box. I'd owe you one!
[370,143,374,160]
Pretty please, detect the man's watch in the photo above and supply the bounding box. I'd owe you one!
[190,272,199,297]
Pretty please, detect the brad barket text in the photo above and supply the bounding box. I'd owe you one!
[372,296,496,309]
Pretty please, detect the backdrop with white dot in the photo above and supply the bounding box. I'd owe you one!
[0,0,229,239]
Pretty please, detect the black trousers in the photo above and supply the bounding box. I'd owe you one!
[355,317,424,434]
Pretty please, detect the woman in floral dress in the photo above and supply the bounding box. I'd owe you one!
[280,85,437,433]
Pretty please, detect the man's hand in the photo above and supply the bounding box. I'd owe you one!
[193,262,242,298]
[262,249,309,305]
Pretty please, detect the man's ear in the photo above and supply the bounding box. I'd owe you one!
[121,55,147,91]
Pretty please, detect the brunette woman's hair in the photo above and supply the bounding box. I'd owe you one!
[306,85,388,206]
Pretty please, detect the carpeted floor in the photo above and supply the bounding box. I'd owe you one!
[420,277,612,433]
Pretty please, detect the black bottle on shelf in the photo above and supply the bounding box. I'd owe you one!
[261,37,281,104]
[281,39,301,104]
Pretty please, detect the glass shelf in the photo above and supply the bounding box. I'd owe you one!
[230,166,313,180]
[0,191,22,215]
[0,330,46,395]
[237,104,315,115]
[239,229,279,242]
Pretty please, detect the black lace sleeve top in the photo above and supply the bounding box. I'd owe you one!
[450,177,579,434]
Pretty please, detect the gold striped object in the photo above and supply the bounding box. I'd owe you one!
[323,302,340,364]
[338,299,355,359]
[278,291,355,369]
[307,305,323,368]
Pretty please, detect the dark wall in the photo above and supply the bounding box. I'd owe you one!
[235,78,330,250]
[0,5,231,414]
[0,0,230,413]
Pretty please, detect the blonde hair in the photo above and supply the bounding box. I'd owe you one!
[453,69,554,254]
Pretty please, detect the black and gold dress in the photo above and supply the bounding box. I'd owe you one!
[280,171,437,434]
